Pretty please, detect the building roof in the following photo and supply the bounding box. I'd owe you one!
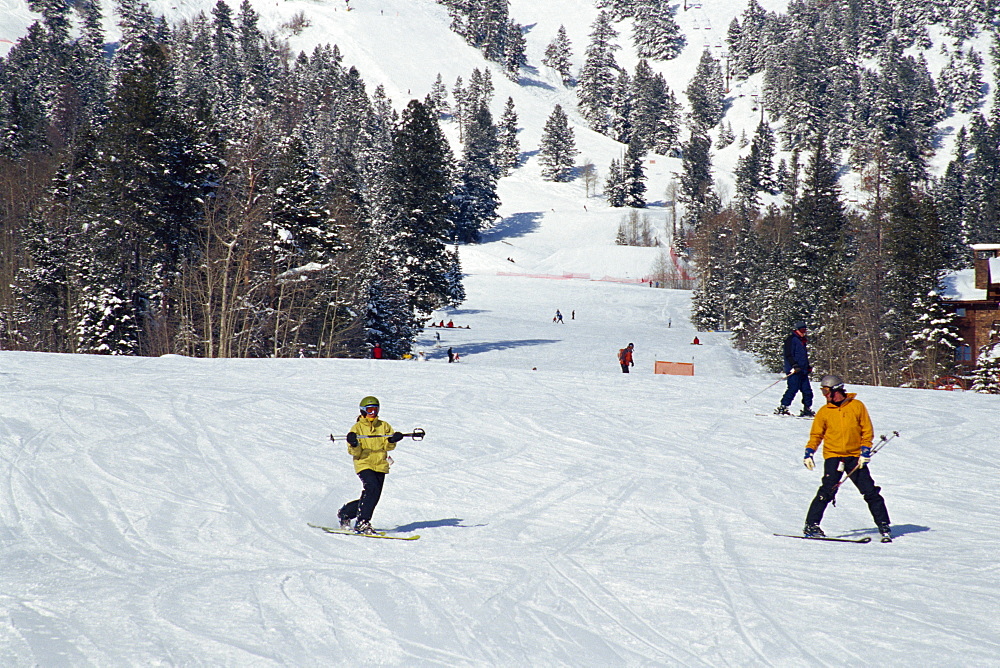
[940,268,987,301]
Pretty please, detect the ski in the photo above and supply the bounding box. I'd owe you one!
[880,535,893,543]
[308,523,420,540]
[773,533,872,543]
[755,414,813,420]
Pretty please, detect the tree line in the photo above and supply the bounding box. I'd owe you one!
[688,0,1000,389]
[0,0,483,359]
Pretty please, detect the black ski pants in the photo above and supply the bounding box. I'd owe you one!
[339,469,386,523]
[806,456,890,527]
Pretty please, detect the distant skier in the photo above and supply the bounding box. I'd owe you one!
[801,375,892,542]
[337,396,404,535]
[447,347,455,363]
[372,344,383,359]
[775,321,814,417]
[618,343,634,373]
[554,310,564,323]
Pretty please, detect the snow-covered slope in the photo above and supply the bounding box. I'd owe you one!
[2,274,999,665]
[0,0,788,281]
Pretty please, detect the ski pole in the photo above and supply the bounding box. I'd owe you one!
[744,372,792,403]
[328,428,426,443]
[834,431,900,491]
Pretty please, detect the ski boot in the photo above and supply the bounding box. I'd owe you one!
[878,523,893,543]
[803,524,826,538]
[338,511,352,531]
[799,407,815,418]
[774,405,791,416]
[354,519,377,536]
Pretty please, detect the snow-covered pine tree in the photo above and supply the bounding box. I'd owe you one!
[651,84,682,156]
[604,157,626,207]
[427,73,450,117]
[441,0,511,65]
[690,209,741,332]
[716,121,735,149]
[730,0,767,79]
[543,25,574,86]
[576,11,620,135]
[936,127,971,267]
[787,138,848,326]
[679,127,713,225]
[632,0,684,61]
[389,99,460,316]
[621,137,647,208]
[496,96,520,175]
[538,104,577,182]
[608,69,633,144]
[454,102,500,243]
[957,47,985,114]
[503,21,527,81]
[628,60,667,153]
[969,323,1000,393]
[960,115,1000,245]
[735,120,777,212]
[461,68,494,133]
[685,49,725,130]
[269,136,343,268]
[595,0,634,22]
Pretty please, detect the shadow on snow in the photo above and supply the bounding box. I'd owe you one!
[389,517,486,533]
[481,211,544,241]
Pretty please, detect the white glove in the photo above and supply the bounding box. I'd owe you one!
[803,448,816,470]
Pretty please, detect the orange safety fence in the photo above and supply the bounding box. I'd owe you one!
[654,361,694,376]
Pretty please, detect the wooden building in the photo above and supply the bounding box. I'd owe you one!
[941,244,1000,368]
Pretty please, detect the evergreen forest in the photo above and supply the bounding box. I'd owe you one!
[0,0,476,359]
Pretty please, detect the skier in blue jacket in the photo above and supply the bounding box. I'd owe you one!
[775,321,814,417]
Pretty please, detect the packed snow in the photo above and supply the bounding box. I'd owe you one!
[3,270,1000,665]
[2,0,1000,664]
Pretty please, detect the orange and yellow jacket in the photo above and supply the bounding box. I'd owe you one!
[347,416,396,473]
[807,393,873,459]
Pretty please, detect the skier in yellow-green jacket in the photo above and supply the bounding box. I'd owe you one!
[801,375,891,541]
[337,396,404,535]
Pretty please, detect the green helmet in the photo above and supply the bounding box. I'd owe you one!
[359,395,380,409]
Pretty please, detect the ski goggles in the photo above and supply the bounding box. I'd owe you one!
[362,405,379,416]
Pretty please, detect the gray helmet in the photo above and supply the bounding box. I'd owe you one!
[819,374,845,391]
[793,321,808,331]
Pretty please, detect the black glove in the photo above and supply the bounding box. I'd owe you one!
[346,432,359,446]
[388,432,404,443]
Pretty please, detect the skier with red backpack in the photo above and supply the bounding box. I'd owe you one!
[618,343,634,373]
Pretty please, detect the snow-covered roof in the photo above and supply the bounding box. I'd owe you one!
[970,243,1000,251]
[940,268,987,301]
